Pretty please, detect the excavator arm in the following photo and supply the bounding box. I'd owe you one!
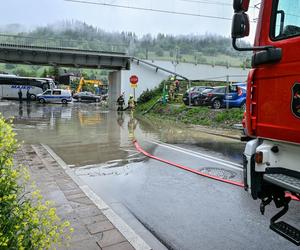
[76,77,102,93]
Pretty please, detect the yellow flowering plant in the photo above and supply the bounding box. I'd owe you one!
[0,116,73,249]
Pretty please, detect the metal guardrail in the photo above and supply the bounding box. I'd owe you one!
[0,43,130,56]
[132,57,190,80]
[0,33,128,54]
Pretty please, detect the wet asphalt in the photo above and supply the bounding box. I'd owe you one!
[2,101,299,250]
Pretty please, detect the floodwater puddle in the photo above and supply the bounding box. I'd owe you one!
[0,100,245,167]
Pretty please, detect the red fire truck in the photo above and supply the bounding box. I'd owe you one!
[232,0,300,245]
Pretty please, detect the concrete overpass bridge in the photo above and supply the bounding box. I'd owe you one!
[0,39,130,70]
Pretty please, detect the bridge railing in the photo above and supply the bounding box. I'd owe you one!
[0,34,128,53]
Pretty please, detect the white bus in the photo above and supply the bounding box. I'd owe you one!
[0,74,56,100]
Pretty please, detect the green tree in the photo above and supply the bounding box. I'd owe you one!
[41,68,48,77]
[155,48,164,57]
[12,68,33,77]
[4,64,16,70]
[48,66,60,80]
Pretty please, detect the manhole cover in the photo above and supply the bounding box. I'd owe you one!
[199,167,237,180]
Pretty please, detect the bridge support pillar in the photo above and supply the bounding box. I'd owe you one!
[108,71,121,110]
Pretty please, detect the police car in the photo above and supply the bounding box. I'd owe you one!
[37,89,72,104]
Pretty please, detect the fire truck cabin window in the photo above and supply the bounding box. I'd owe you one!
[274,0,300,39]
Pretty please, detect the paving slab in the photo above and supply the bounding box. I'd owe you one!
[96,229,127,248]
[67,239,100,250]
[81,214,108,225]
[14,144,137,250]
[87,220,115,235]
[102,242,135,250]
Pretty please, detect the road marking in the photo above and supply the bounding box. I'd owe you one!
[148,139,243,171]
[128,152,141,157]
[149,139,242,167]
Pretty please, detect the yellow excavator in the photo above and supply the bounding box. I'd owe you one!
[76,77,103,93]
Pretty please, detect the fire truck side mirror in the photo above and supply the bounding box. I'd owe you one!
[231,13,250,39]
[233,0,250,12]
[231,0,275,52]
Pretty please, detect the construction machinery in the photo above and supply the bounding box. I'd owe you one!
[76,77,103,93]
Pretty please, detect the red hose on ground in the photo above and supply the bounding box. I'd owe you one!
[134,140,244,188]
[134,140,300,201]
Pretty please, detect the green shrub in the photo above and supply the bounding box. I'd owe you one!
[137,88,153,103]
[137,81,164,104]
[0,116,73,249]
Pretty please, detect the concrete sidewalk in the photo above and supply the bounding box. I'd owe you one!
[14,144,150,250]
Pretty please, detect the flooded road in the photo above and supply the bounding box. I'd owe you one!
[1,101,299,250]
[4,101,140,167]
[2,101,243,166]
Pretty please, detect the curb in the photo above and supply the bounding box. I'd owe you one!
[41,144,152,250]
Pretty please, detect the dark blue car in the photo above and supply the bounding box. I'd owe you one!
[197,83,247,109]
[222,83,247,109]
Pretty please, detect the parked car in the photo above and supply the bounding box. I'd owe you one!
[223,83,247,109]
[101,94,108,101]
[199,83,247,109]
[200,87,227,108]
[73,92,101,102]
[192,88,216,106]
[37,89,72,104]
[182,86,214,105]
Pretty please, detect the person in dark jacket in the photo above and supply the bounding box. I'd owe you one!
[117,93,125,111]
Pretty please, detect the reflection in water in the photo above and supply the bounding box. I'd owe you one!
[128,112,137,141]
[117,111,124,127]
[0,101,245,166]
[0,102,131,167]
[18,104,23,118]
[78,111,102,126]
[26,104,31,118]
[18,103,32,119]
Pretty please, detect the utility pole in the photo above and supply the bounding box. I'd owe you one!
[172,47,179,73]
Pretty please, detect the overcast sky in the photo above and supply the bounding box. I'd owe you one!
[0,0,260,40]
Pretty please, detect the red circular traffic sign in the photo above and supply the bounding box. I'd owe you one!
[130,75,139,84]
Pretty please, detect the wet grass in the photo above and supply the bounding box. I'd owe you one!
[136,101,244,129]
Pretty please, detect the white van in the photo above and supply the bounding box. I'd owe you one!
[37,89,72,104]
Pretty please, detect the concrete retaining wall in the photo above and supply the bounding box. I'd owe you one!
[108,59,250,108]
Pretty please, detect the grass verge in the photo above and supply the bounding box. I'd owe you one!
[136,102,244,129]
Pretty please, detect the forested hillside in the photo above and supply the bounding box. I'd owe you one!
[0,21,251,68]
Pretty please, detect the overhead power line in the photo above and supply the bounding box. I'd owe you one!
[179,0,231,7]
[64,0,232,20]
[179,0,256,9]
